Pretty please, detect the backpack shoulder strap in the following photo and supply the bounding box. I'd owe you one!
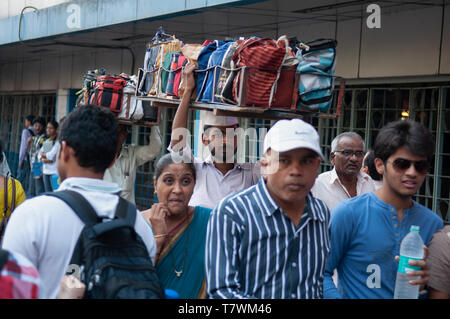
[10,179,16,212]
[0,249,9,270]
[3,177,8,218]
[27,128,35,137]
[44,190,99,226]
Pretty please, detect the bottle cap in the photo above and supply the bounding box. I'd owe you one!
[165,289,179,299]
[410,225,420,232]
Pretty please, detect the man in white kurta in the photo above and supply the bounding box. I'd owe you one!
[312,132,375,212]
[104,125,162,204]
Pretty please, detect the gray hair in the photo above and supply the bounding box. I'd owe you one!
[331,132,365,153]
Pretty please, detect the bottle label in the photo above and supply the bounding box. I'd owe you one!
[398,256,422,274]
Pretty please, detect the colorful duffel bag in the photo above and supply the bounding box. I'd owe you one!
[90,75,128,114]
[215,41,240,104]
[196,40,225,102]
[296,39,337,112]
[232,37,287,108]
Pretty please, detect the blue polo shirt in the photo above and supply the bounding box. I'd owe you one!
[324,192,443,299]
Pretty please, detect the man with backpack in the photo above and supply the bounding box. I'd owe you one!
[2,105,162,299]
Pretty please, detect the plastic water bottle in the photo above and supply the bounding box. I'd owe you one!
[393,225,424,299]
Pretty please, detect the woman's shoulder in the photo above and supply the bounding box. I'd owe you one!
[194,206,213,219]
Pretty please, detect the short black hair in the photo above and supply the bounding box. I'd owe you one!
[363,150,382,181]
[32,116,46,126]
[0,139,3,162]
[373,120,435,163]
[58,105,118,173]
[26,115,35,123]
[154,153,196,182]
[47,120,59,130]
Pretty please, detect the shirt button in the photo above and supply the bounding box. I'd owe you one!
[291,293,296,298]
[396,233,399,236]
[292,262,297,267]
[394,224,398,228]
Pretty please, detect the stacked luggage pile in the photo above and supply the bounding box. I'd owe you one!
[137,27,342,114]
[78,27,343,124]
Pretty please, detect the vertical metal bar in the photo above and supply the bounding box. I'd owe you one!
[433,87,444,215]
[365,89,372,149]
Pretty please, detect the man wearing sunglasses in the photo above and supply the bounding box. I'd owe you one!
[312,132,375,211]
[324,120,443,299]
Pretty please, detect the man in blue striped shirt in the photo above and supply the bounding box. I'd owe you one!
[206,119,331,299]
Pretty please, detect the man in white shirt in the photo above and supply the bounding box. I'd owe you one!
[312,132,375,212]
[2,106,156,298]
[104,124,162,204]
[169,62,260,209]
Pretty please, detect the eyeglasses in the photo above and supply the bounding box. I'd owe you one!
[334,150,365,158]
[386,158,429,174]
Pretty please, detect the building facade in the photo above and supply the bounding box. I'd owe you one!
[0,0,449,220]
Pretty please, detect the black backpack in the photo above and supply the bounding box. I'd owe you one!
[46,190,165,299]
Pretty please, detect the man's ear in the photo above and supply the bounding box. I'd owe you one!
[260,155,268,168]
[59,141,71,162]
[330,152,335,165]
[201,132,209,146]
[374,158,385,176]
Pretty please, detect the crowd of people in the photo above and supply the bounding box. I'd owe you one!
[0,63,448,299]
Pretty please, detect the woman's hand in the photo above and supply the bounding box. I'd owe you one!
[182,62,197,95]
[141,203,171,252]
[395,245,430,289]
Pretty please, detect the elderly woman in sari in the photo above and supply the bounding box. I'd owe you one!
[141,153,211,299]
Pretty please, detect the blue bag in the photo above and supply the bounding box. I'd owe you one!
[195,40,225,102]
[32,161,43,178]
[296,39,337,112]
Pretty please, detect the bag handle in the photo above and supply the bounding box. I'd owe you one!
[91,197,137,237]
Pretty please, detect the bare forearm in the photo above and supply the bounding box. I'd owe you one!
[171,89,193,149]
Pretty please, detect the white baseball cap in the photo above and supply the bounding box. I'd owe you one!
[203,111,238,127]
[263,119,324,159]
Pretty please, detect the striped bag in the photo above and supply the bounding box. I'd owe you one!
[149,39,182,95]
[214,41,240,104]
[296,39,337,112]
[232,37,288,107]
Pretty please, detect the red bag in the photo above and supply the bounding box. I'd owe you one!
[171,54,187,97]
[90,76,128,114]
[232,37,287,108]
[272,46,299,108]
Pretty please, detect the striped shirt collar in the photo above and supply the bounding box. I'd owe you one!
[256,177,325,222]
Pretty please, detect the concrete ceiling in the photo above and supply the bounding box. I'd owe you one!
[0,0,445,65]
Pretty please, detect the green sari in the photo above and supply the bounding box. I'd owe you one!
[155,206,211,299]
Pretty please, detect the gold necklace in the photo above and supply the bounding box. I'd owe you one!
[170,216,191,278]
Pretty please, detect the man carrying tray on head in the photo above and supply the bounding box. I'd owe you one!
[168,62,261,210]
